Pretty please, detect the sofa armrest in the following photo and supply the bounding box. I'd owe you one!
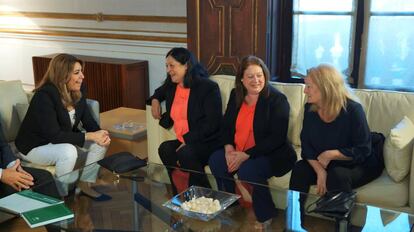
[408,144,414,208]
[86,99,100,125]
[145,105,177,164]
[25,91,34,102]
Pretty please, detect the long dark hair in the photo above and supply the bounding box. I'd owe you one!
[164,47,208,88]
[235,55,270,108]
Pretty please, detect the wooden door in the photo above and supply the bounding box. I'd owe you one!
[187,0,268,75]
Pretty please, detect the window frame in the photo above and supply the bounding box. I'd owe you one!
[358,1,414,91]
[269,0,363,88]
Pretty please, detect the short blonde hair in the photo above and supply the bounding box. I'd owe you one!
[307,64,354,119]
[35,54,83,107]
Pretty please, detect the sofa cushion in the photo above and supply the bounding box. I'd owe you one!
[272,82,305,146]
[0,80,29,142]
[355,170,409,207]
[210,75,236,113]
[388,116,414,149]
[383,116,414,182]
[353,90,371,118]
[360,89,414,136]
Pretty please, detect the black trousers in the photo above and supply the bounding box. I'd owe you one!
[158,140,218,194]
[289,160,383,193]
[0,167,60,199]
[289,159,383,222]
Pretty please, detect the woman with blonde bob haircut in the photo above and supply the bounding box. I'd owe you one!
[16,54,112,201]
[307,64,355,120]
[289,64,382,224]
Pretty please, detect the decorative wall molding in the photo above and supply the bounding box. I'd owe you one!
[0,11,187,42]
[0,33,185,50]
[0,11,187,23]
[0,28,186,43]
[38,25,187,35]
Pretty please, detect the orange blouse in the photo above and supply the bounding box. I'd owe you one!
[235,101,256,151]
[170,85,190,143]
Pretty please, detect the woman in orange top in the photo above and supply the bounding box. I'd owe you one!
[209,56,297,226]
[148,47,222,194]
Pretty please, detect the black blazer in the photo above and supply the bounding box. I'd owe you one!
[147,76,222,145]
[0,121,16,168]
[16,83,100,155]
[222,86,296,173]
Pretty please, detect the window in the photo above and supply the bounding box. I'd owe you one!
[291,0,355,81]
[272,0,414,92]
[362,0,414,91]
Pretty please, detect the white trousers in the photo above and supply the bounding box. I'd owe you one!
[22,141,107,183]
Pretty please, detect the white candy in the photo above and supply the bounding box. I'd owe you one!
[181,196,221,214]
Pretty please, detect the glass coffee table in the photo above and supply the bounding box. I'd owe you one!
[4,162,413,231]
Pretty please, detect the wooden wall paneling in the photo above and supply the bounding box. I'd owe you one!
[187,0,268,76]
[32,54,149,112]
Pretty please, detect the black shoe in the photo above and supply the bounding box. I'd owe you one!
[80,191,112,201]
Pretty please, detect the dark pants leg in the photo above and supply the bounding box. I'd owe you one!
[208,149,235,193]
[176,143,212,189]
[289,160,383,223]
[289,160,319,224]
[290,160,383,193]
[326,161,383,192]
[159,140,215,194]
[289,160,317,194]
[0,167,60,199]
[0,182,17,198]
[237,156,277,222]
[158,140,182,194]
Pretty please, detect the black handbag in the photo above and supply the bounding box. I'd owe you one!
[306,191,356,219]
[98,152,147,173]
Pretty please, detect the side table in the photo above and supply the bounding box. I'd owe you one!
[100,107,147,159]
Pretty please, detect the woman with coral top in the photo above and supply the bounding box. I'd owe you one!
[148,47,222,194]
[208,56,297,226]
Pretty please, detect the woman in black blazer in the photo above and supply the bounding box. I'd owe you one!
[208,56,297,226]
[16,54,111,201]
[148,47,222,194]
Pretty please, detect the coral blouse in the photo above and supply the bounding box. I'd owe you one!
[234,101,256,151]
[170,85,190,143]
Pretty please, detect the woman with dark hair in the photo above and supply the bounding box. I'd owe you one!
[148,47,222,194]
[16,53,111,201]
[208,56,297,226]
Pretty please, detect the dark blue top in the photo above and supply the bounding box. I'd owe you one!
[300,100,373,166]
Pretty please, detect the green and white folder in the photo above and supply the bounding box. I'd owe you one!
[21,203,73,228]
[0,190,62,214]
[0,190,73,227]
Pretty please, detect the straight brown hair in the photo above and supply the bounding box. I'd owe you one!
[35,54,83,108]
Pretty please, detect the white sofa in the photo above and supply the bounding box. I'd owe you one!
[146,75,414,223]
[0,80,100,174]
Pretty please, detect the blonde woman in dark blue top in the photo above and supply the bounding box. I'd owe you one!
[289,64,383,222]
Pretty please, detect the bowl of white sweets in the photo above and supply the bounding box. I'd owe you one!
[163,186,240,221]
